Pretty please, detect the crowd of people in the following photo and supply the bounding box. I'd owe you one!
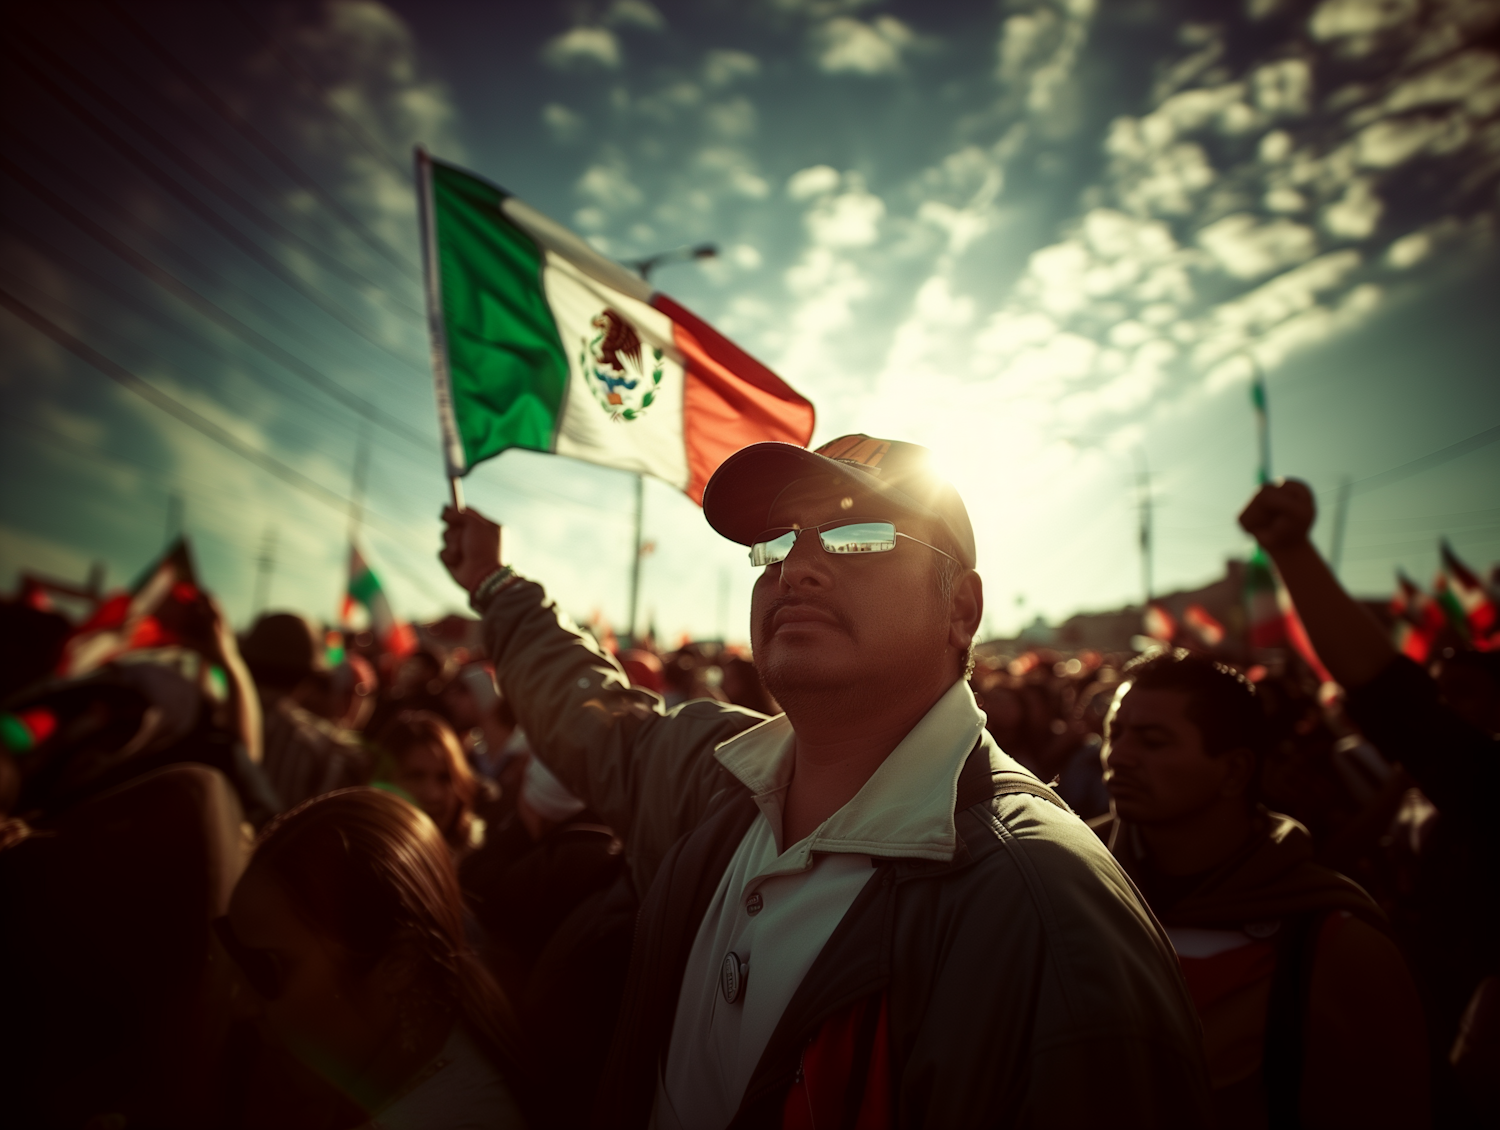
[0,433,1495,1129]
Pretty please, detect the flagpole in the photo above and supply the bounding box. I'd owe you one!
[416,144,468,510]
[1328,474,1352,579]
[1135,453,1153,604]
[1248,354,1271,484]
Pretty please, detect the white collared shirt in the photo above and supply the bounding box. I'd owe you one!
[651,678,986,1130]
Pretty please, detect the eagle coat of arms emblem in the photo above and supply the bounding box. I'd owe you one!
[580,308,665,421]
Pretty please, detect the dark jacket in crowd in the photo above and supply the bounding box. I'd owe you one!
[1093,809,1430,1129]
[478,573,1213,1129]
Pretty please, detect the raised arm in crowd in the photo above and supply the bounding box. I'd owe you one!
[1239,479,1500,850]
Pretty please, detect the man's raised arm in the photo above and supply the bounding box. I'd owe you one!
[439,505,764,889]
[1238,480,1497,840]
[1238,479,1395,689]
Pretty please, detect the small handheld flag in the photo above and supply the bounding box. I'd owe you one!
[1440,539,1497,647]
[415,149,815,504]
[344,544,417,658]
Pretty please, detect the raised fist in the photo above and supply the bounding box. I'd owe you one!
[439,505,504,594]
[1238,478,1316,553]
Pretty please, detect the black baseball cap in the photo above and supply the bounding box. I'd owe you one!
[703,434,977,569]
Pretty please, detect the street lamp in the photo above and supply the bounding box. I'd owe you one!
[627,242,718,283]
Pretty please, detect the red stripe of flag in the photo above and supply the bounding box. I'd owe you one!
[653,294,816,504]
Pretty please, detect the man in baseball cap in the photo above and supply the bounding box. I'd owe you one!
[439,435,1209,1128]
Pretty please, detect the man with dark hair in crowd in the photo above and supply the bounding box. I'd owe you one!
[240,612,368,809]
[1093,648,1430,1128]
[1241,478,1500,1123]
[441,433,1211,1128]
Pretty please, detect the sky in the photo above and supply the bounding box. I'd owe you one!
[1,0,1497,644]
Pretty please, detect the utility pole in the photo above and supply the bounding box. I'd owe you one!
[626,472,644,643]
[1136,456,1154,604]
[348,422,370,542]
[165,492,184,545]
[623,242,718,644]
[253,527,278,617]
[1328,475,1352,579]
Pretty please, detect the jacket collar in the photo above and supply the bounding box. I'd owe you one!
[712,678,987,863]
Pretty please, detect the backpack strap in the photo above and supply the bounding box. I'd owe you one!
[1261,912,1322,1129]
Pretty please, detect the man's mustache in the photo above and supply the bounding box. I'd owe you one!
[758,595,856,636]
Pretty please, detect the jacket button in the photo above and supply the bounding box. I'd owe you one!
[746,891,763,916]
[721,951,747,1004]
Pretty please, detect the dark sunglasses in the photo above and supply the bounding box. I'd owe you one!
[212,915,285,1001]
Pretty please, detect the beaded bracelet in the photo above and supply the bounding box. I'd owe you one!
[470,566,518,613]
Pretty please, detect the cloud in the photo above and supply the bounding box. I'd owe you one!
[542,27,621,70]
[576,158,644,212]
[693,147,770,199]
[814,15,914,75]
[250,1,466,264]
[729,244,763,270]
[703,49,761,87]
[703,96,758,140]
[1197,214,1319,278]
[1309,0,1420,42]
[786,165,841,201]
[804,178,886,247]
[1354,114,1458,167]
[1322,177,1383,237]
[542,103,586,143]
[1386,230,1431,267]
[996,0,1096,125]
[1382,48,1500,113]
[1252,58,1313,116]
[604,0,666,30]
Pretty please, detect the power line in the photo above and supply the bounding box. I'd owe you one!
[5,50,429,373]
[98,0,423,279]
[21,29,424,318]
[1,284,367,515]
[3,403,460,610]
[224,0,412,181]
[0,223,396,455]
[0,272,628,523]
[6,134,408,387]
[0,159,437,453]
[1350,422,1500,497]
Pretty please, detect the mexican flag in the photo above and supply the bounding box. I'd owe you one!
[1184,603,1226,648]
[1244,548,1285,649]
[1440,539,1497,647]
[1142,603,1176,643]
[1274,572,1333,685]
[1390,570,1445,663]
[59,538,200,677]
[416,151,815,501]
[344,544,416,657]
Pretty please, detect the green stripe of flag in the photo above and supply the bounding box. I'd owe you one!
[429,161,569,468]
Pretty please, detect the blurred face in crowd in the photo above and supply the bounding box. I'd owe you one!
[393,741,461,834]
[1435,658,1500,735]
[1103,684,1251,825]
[223,866,396,1083]
[750,477,960,707]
